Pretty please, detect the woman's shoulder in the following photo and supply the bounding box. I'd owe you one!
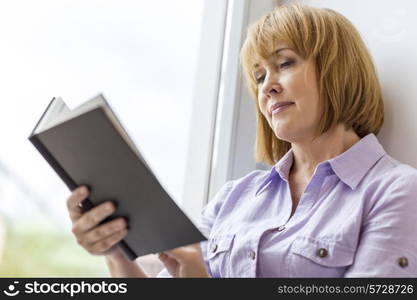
[357,154,417,233]
[365,153,417,201]
[371,154,417,183]
[223,168,273,195]
[232,168,272,184]
[200,169,272,229]
[208,169,272,208]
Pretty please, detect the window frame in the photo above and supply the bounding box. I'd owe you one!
[182,0,278,222]
[180,0,229,223]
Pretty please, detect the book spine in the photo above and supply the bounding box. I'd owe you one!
[28,133,95,213]
[118,241,138,261]
[28,133,138,260]
[29,134,78,191]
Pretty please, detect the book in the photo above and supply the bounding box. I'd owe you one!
[28,94,206,260]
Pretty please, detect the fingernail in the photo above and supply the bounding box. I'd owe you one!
[78,186,87,196]
[106,203,114,212]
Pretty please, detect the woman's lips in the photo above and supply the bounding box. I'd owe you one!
[271,103,294,115]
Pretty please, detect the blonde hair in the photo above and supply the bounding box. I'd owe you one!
[240,3,384,165]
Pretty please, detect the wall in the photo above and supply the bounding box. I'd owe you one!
[220,0,417,193]
[294,0,417,168]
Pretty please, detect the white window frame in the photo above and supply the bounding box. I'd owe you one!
[180,0,228,223]
[182,0,278,222]
[208,0,277,202]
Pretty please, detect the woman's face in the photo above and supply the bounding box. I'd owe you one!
[254,43,321,143]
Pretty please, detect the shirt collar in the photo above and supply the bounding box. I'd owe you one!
[255,149,293,196]
[327,133,386,190]
[255,133,386,196]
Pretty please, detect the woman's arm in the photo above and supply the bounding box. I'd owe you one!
[344,174,417,277]
[105,247,148,277]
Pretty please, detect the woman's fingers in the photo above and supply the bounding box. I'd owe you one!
[163,247,188,261]
[88,228,129,255]
[66,185,129,257]
[159,244,209,278]
[164,243,201,262]
[78,217,128,248]
[67,186,90,221]
[71,201,116,235]
[158,252,179,277]
[158,252,169,264]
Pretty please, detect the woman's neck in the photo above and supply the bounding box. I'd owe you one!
[290,124,360,180]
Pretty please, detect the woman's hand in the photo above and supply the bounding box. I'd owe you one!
[158,243,210,278]
[67,186,129,257]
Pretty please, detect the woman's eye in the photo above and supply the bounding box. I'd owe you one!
[256,75,265,84]
[255,60,294,84]
[280,60,294,68]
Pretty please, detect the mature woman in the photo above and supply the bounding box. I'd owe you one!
[67,4,417,277]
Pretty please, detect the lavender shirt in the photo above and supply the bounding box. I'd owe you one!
[158,133,417,277]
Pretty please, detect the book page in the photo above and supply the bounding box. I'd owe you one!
[35,94,154,175]
[33,97,71,134]
[100,98,154,173]
[39,95,105,133]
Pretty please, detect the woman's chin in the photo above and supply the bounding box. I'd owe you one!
[273,130,294,143]
[272,123,294,141]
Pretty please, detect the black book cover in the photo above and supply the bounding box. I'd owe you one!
[28,95,206,260]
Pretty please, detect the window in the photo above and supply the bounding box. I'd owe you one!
[207,0,277,200]
[0,0,278,277]
[0,0,206,276]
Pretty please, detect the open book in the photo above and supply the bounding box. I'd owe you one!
[28,94,206,260]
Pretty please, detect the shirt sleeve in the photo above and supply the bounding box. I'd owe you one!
[198,180,235,277]
[156,180,235,278]
[344,173,417,277]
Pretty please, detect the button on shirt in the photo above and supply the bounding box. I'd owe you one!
[158,133,417,277]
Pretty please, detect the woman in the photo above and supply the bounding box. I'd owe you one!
[67,4,417,277]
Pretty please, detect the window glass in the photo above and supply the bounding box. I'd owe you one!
[0,0,204,276]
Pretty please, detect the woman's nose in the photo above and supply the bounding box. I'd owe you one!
[262,80,283,98]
